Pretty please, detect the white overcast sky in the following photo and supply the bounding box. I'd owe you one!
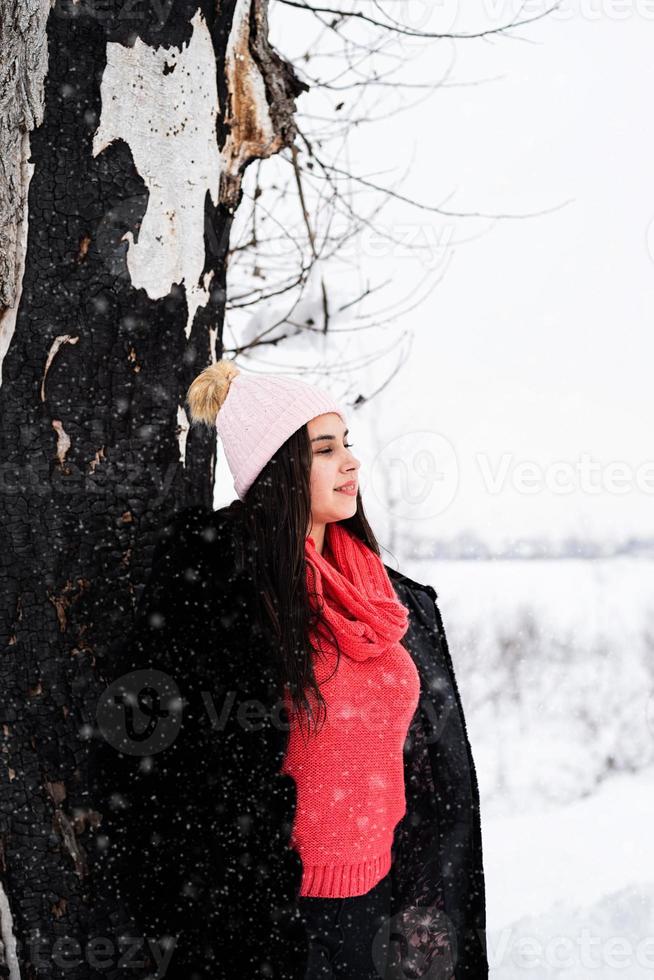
[217,1,654,547]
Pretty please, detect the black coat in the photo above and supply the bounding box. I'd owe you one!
[89,502,487,980]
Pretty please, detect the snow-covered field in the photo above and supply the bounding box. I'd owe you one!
[484,765,654,978]
[399,556,654,977]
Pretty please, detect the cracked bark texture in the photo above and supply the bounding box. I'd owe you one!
[0,1,306,976]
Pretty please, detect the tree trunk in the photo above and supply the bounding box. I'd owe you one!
[0,1,306,975]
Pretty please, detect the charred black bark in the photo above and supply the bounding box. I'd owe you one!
[0,1,305,975]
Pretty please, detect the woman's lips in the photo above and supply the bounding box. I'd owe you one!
[334,483,357,496]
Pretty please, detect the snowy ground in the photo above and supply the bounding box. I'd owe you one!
[484,763,654,978]
[398,556,654,977]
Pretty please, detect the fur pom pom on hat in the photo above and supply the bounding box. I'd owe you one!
[186,359,348,500]
[185,359,241,426]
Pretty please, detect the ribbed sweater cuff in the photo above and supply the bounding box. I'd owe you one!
[298,848,392,898]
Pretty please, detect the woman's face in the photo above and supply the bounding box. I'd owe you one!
[307,412,360,528]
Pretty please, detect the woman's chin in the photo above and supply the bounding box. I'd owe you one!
[332,493,358,515]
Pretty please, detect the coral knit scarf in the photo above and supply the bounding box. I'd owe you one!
[305,521,409,664]
[279,521,421,898]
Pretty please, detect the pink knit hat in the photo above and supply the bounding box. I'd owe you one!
[186,359,348,500]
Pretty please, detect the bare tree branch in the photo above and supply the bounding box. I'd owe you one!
[274,0,562,41]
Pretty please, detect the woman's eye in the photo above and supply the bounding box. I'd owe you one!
[317,442,354,455]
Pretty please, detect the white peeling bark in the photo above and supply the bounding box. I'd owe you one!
[0,879,20,980]
[177,403,190,465]
[92,0,296,341]
[40,334,79,401]
[0,134,33,388]
[0,0,52,386]
[92,7,222,340]
[51,418,71,467]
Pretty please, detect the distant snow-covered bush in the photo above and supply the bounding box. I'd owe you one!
[403,557,654,816]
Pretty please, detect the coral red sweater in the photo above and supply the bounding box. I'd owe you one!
[279,531,421,898]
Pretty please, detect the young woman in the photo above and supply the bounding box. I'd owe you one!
[91,360,487,980]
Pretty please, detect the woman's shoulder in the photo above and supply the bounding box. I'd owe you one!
[385,562,438,602]
[385,561,441,632]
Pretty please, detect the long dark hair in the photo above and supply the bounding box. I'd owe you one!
[232,422,381,737]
